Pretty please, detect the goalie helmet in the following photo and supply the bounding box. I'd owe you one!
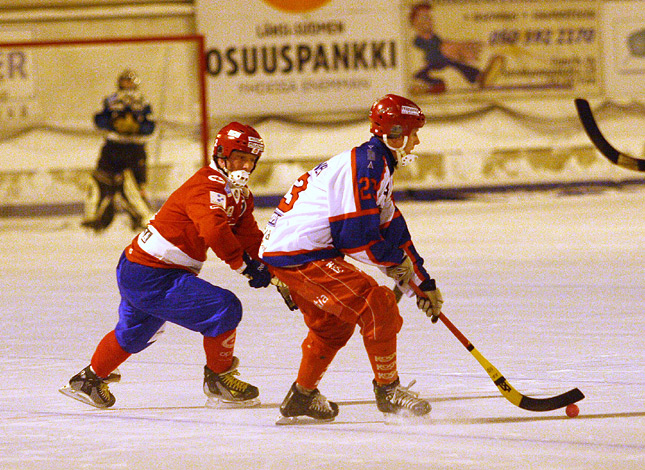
[118,70,140,90]
[213,122,265,187]
[369,94,425,139]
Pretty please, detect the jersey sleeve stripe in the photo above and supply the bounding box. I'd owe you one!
[351,148,361,213]
[328,207,380,223]
[135,225,204,274]
[260,247,343,267]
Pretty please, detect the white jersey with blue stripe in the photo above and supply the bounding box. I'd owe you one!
[260,136,431,286]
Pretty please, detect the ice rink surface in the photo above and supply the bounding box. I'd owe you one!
[2,187,644,469]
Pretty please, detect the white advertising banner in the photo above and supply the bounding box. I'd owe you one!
[601,0,645,99]
[402,0,601,101]
[195,0,404,118]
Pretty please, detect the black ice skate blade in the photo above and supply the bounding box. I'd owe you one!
[204,397,261,409]
[275,414,337,426]
[58,385,111,409]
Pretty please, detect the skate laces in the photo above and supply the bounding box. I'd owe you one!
[97,382,112,401]
[391,380,423,408]
[310,391,333,412]
[84,371,112,402]
[220,370,248,391]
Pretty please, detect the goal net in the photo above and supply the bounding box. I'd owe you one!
[0,35,208,217]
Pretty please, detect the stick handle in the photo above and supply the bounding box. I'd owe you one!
[392,283,471,349]
[438,313,471,350]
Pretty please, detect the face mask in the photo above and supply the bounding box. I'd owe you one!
[399,153,418,166]
[227,169,250,187]
[384,135,418,167]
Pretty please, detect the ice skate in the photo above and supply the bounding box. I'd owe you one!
[275,382,339,425]
[203,357,260,408]
[373,378,431,417]
[59,365,116,408]
[104,368,121,383]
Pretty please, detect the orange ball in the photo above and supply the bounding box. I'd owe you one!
[565,403,579,418]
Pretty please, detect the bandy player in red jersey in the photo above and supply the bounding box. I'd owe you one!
[60,122,278,409]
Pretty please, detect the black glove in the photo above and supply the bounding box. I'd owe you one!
[241,252,272,288]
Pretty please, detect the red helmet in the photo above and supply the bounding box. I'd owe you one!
[369,94,425,139]
[213,122,264,161]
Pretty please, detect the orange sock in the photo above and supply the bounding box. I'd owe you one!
[296,332,338,390]
[90,330,131,379]
[364,337,398,385]
[204,329,236,373]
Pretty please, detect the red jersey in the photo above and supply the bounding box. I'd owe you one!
[126,162,263,274]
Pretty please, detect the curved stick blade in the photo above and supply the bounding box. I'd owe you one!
[441,313,585,412]
[518,388,585,412]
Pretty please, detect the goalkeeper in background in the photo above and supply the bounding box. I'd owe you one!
[81,69,156,232]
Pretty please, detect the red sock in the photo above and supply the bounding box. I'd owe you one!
[296,332,338,390]
[204,329,236,373]
[364,337,398,385]
[90,330,131,379]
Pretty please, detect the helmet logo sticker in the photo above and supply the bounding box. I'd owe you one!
[401,105,421,116]
[248,136,265,155]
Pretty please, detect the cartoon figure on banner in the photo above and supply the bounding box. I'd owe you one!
[408,1,505,94]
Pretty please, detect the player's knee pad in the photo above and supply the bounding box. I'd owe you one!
[200,292,243,338]
[358,285,402,341]
[115,320,166,354]
[301,330,346,360]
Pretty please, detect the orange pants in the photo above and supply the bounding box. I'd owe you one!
[272,257,402,389]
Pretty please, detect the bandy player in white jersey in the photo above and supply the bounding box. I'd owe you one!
[260,94,444,424]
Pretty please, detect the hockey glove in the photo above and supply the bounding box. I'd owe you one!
[386,255,414,286]
[416,278,443,323]
[240,252,272,288]
[272,277,298,311]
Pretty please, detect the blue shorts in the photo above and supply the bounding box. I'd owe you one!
[114,252,242,353]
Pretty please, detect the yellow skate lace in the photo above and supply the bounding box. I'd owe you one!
[97,382,112,401]
[220,370,248,392]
